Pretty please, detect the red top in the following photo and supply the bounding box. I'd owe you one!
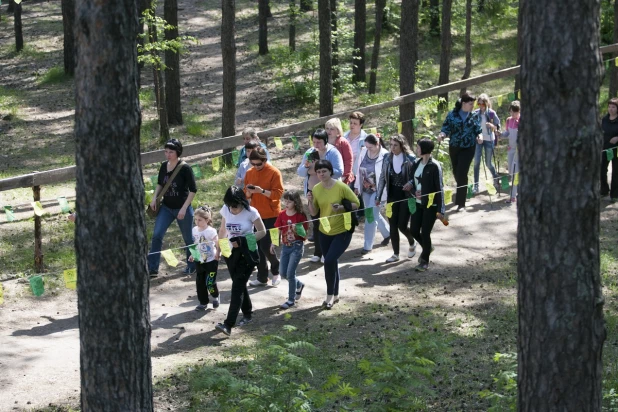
[274,210,309,246]
[333,137,355,184]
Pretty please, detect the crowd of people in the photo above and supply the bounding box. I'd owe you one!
[149,92,611,337]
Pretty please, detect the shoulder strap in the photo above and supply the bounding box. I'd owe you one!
[156,161,186,202]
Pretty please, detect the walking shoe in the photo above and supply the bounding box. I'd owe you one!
[195,304,208,311]
[271,275,281,286]
[380,236,391,246]
[361,249,371,255]
[415,261,429,272]
[505,197,516,204]
[280,300,295,309]
[183,266,196,275]
[408,244,417,258]
[385,254,400,263]
[249,279,268,287]
[309,255,321,263]
[456,206,467,212]
[472,185,479,194]
[295,283,305,300]
[212,297,220,309]
[149,270,159,278]
[215,323,231,336]
[321,256,325,264]
[237,317,253,327]
[419,246,435,263]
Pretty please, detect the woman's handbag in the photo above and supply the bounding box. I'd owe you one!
[146,161,186,218]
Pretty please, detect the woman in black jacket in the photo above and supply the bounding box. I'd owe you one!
[408,138,445,272]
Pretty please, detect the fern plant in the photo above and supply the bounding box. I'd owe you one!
[478,352,517,411]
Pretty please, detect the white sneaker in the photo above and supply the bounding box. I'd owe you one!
[309,255,320,263]
[320,256,325,264]
[248,279,268,287]
[408,244,416,258]
[385,254,400,263]
[271,275,281,286]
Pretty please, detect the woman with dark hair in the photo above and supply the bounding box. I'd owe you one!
[297,129,344,263]
[148,139,198,277]
[215,186,267,336]
[409,138,445,272]
[354,134,390,254]
[376,134,417,263]
[307,159,359,309]
[472,93,500,193]
[602,98,618,202]
[437,92,482,211]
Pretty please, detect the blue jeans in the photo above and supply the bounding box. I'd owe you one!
[362,191,390,251]
[473,140,498,187]
[279,241,304,301]
[319,230,353,296]
[148,204,195,272]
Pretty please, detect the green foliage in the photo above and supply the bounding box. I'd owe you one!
[39,66,70,85]
[478,352,517,411]
[382,0,401,36]
[268,42,319,104]
[185,115,216,137]
[332,1,362,99]
[139,88,155,108]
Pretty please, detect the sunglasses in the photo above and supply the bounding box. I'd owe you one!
[251,162,264,167]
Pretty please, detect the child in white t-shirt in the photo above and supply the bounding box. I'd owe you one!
[189,206,220,310]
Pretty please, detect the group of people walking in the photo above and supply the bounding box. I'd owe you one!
[146,92,533,337]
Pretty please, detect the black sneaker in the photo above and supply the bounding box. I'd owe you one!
[212,298,220,309]
[215,323,231,336]
[295,283,305,301]
[237,317,253,327]
[380,236,391,246]
[195,304,207,311]
[149,270,159,278]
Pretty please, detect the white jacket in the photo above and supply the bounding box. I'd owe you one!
[354,146,389,203]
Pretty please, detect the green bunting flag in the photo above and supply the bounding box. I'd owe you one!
[150,175,158,189]
[219,239,232,258]
[274,137,284,150]
[4,206,15,222]
[246,233,258,251]
[191,164,203,178]
[486,180,497,195]
[365,207,375,223]
[232,149,240,164]
[408,198,417,214]
[295,223,306,237]
[606,60,611,70]
[368,127,377,135]
[467,184,474,199]
[30,275,44,296]
[320,217,331,233]
[344,212,352,230]
[160,250,179,267]
[444,189,453,204]
[501,175,510,190]
[189,244,202,263]
[63,269,77,290]
[397,122,403,133]
[607,149,615,162]
[385,202,393,218]
[498,95,503,106]
[269,228,280,246]
[427,193,435,207]
[291,136,300,150]
[212,156,221,172]
[412,118,419,129]
[507,92,516,102]
[57,196,71,213]
[32,201,44,217]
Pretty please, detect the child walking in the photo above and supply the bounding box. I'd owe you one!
[270,190,309,309]
[499,101,520,203]
[189,206,220,310]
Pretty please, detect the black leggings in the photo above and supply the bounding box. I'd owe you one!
[224,248,255,329]
[387,186,415,256]
[311,214,322,257]
[449,145,475,208]
[256,217,280,282]
[196,260,219,304]
[410,205,437,263]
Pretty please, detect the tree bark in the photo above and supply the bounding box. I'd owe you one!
[352,0,366,83]
[137,0,150,89]
[437,0,452,111]
[610,0,618,98]
[368,0,386,94]
[74,0,153,408]
[300,0,313,12]
[429,0,439,37]
[318,0,333,116]
[222,0,236,166]
[460,0,471,96]
[518,0,605,410]
[514,0,523,93]
[164,0,183,125]
[14,1,23,53]
[289,0,296,51]
[258,0,268,55]
[149,23,170,143]
[61,0,76,76]
[330,0,338,88]
[399,0,419,146]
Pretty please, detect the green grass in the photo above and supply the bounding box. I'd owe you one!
[139,88,155,109]
[185,114,216,137]
[39,66,71,85]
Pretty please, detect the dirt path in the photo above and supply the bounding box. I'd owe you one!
[0,193,520,411]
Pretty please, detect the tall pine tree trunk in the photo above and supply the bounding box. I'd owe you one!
[437,0,452,111]
[74,0,153,408]
[149,22,170,143]
[331,0,338,89]
[258,0,268,55]
[368,0,386,94]
[518,0,606,409]
[429,0,439,37]
[164,0,183,125]
[514,0,523,93]
[399,0,419,146]
[222,0,236,165]
[460,0,471,96]
[61,0,76,75]
[610,0,618,98]
[318,0,333,116]
[352,0,366,83]
[14,1,23,52]
[137,0,150,89]
[289,0,296,51]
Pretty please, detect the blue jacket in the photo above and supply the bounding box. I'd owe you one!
[296,144,344,195]
[440,109,482,148]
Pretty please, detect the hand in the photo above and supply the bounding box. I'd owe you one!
[402,182,413,192]
[177,207,186,220]
[476,136,483,144]
[354,188,360,196]
[437,132,445,143]
[247,185,262,194]
[363,181,372,189]
[231,240,239,248]
[150,199,157,211]
[270,244,276,255]
[235,177,242,186]
[306,191,313,202]
[375,200,381,207]
[331,203,341,211]
[610,136,618,145]
[415,190,422,200]
[215,251,220,261]
[188,256,194,263]
[304,159,312,168]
